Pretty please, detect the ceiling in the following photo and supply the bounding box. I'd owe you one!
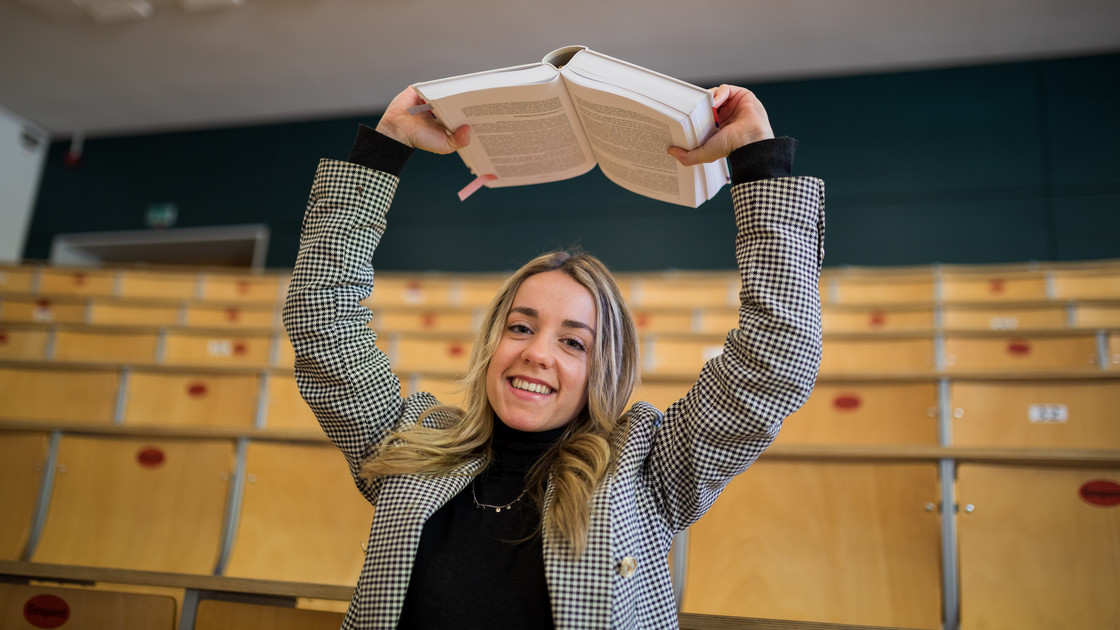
[1,0,1118,139]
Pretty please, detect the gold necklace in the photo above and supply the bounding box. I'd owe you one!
[470,479,527,513]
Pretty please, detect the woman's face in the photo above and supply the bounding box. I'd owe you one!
[486,270,596,432]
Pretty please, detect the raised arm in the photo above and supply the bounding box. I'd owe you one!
[647,85,826,529]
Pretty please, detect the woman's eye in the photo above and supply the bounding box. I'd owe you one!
[564,338,586,352]
[509,323,532,334]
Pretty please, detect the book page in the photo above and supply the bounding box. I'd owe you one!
[415,76,596,188]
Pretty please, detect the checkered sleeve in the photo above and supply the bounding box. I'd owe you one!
[281,158,404,504]
[644,175,825,530]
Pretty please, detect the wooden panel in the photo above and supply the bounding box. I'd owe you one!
[778,381,939,446]
[117,270,198,300]
[393,334,472,374]
[122,371,259,428]
[1072,303,1120,328]
[411,375,466,408]
[0,432,48,560]
[958,464,1120,628]
[223,442,371,585]
[941,273,1049,302]
[88,300,181,327]
[1111,333,1120,370]
[163,331,274,368]
[276,335,296,369]
[32,435,233,573]
[695,307,738,334]
[376,308,476,334]
[0,326,50,360]
[0,583,176,629]
[629,277,737,308]
[0,266,35,293]
[942,304,1068,331]
[832,276,935,305]
[0,367,119,423]
[264,374,320,432]
[643,335,725,377]
[454,276,506,307]
[1051,271,1120,300]
[951,380,1120,449]
[196,600,344,630]
[628,379,693,411]
[185,304,278,329]
[821,308,935,334]
[370,277,453,307]
[53,328,159,364]
[0,296,87,324]
[943,334,1100,372]
[621,308,693,335]
[38,269,117,297]
[682,461,942,629]
[818,337,936,375]
[200,275,283,303]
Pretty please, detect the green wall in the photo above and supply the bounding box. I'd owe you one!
[24,52,1120,272]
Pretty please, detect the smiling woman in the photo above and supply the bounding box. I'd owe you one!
[282,82,825,630]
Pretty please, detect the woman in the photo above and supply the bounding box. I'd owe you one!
[283,83,825,629]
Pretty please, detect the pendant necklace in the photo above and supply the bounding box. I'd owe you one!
[470,479,527,513]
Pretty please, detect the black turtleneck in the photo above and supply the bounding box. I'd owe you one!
[395,421,565,629]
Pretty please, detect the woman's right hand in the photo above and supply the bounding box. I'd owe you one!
[375,87,471,154]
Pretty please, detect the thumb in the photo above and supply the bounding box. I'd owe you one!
[668,143,720,167]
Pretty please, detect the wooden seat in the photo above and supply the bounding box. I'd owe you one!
[199,274,284,304]
[941,304,1069,331]
[818,336,937,375]
[681,460,942,629]
[626,308,696,335]
[624,275,738,308]
[1111,332,1120,370]
[0,295,87,324]
[369,276,454,307]
[37,268,117,297]
[223,442,372,585]
[950,379,1120,449]
[453,275,506,307]
[410,374,466,408]
[0,325,50,360]
[121,370,260,429]
[196,600,344,630]
[374,307,477,334]
[163,330,275,368]
[821,307,935,334]
[31,435,234,573]
[1051,270,1120,300]
[117,269,198,300]
[264,374,321,432]
[957,464,1120,628]
[184,303,278,329]
[53,327,160,363]
[642,334,725,377]
[777,381,939,446]
[943,332,1101,373]
[0,582,176,629]
[629,379,694,411]
[829,272,935,306]
[940,272,1050,302]
[0,366,119,423]
[391,334,472,374]
[88,299,181,327]
[1073,302,1120,328]
[0,431,49,560]
[695,307,738,334]
[0,265,36,293]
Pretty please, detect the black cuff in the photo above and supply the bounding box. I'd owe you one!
[347,124,414,176]
[728,137,798,184]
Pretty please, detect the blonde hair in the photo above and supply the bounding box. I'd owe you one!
[360,250,640,555]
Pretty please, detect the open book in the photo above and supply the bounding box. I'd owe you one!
[412,46,729,208]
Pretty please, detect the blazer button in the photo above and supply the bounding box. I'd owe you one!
[618,556,637,578]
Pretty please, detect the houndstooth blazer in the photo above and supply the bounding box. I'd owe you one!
[283,158,825,629]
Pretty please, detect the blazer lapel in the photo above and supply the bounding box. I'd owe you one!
[543,470,614,629]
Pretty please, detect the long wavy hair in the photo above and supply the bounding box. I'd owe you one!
[360,250,640,556]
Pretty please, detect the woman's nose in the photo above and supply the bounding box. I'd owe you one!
[522,336,554,367]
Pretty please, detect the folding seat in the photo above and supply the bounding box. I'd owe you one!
[1051,269,1120,300]
[195,600,344,630]
[0,583,175,629]
[830,272,935,305]
[0,265,36,293]
[375,307,476,334]
[629,379,694,411]
[264,373,321,432]
[641,334,726,377]
[454,275,507,307]
[162,330,275,368]
[31,435,234,574]
[818,336,937,375]
[778,381,940,446]
[681,460,942,629]
[199,274,284,304]
[942,332,1101,373]
[629,308,696,335]
[821,307,935,334]
[1072,302,1120,328]
[222,442,373,585]
[941,304,1068,331]
[410,374,466,408]
[368,276,454,307]
[940,271,1049,302]
[117,269,198,300]
[957,464,1120,628]
[52,326,160,364]
[0,366,119,423]
[0,295,87,324]
[0,325,50,361]
[626,275,737,308]
[184,303,279,329]
[87,299,181,327]
[0,431,49,560]
[694,307,738,334]
[950,379,1120,449]
[391,333,473,374]
[37,268,117,298]
[121,370,260,429]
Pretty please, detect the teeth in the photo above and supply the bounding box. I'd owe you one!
[511,378,553,395]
